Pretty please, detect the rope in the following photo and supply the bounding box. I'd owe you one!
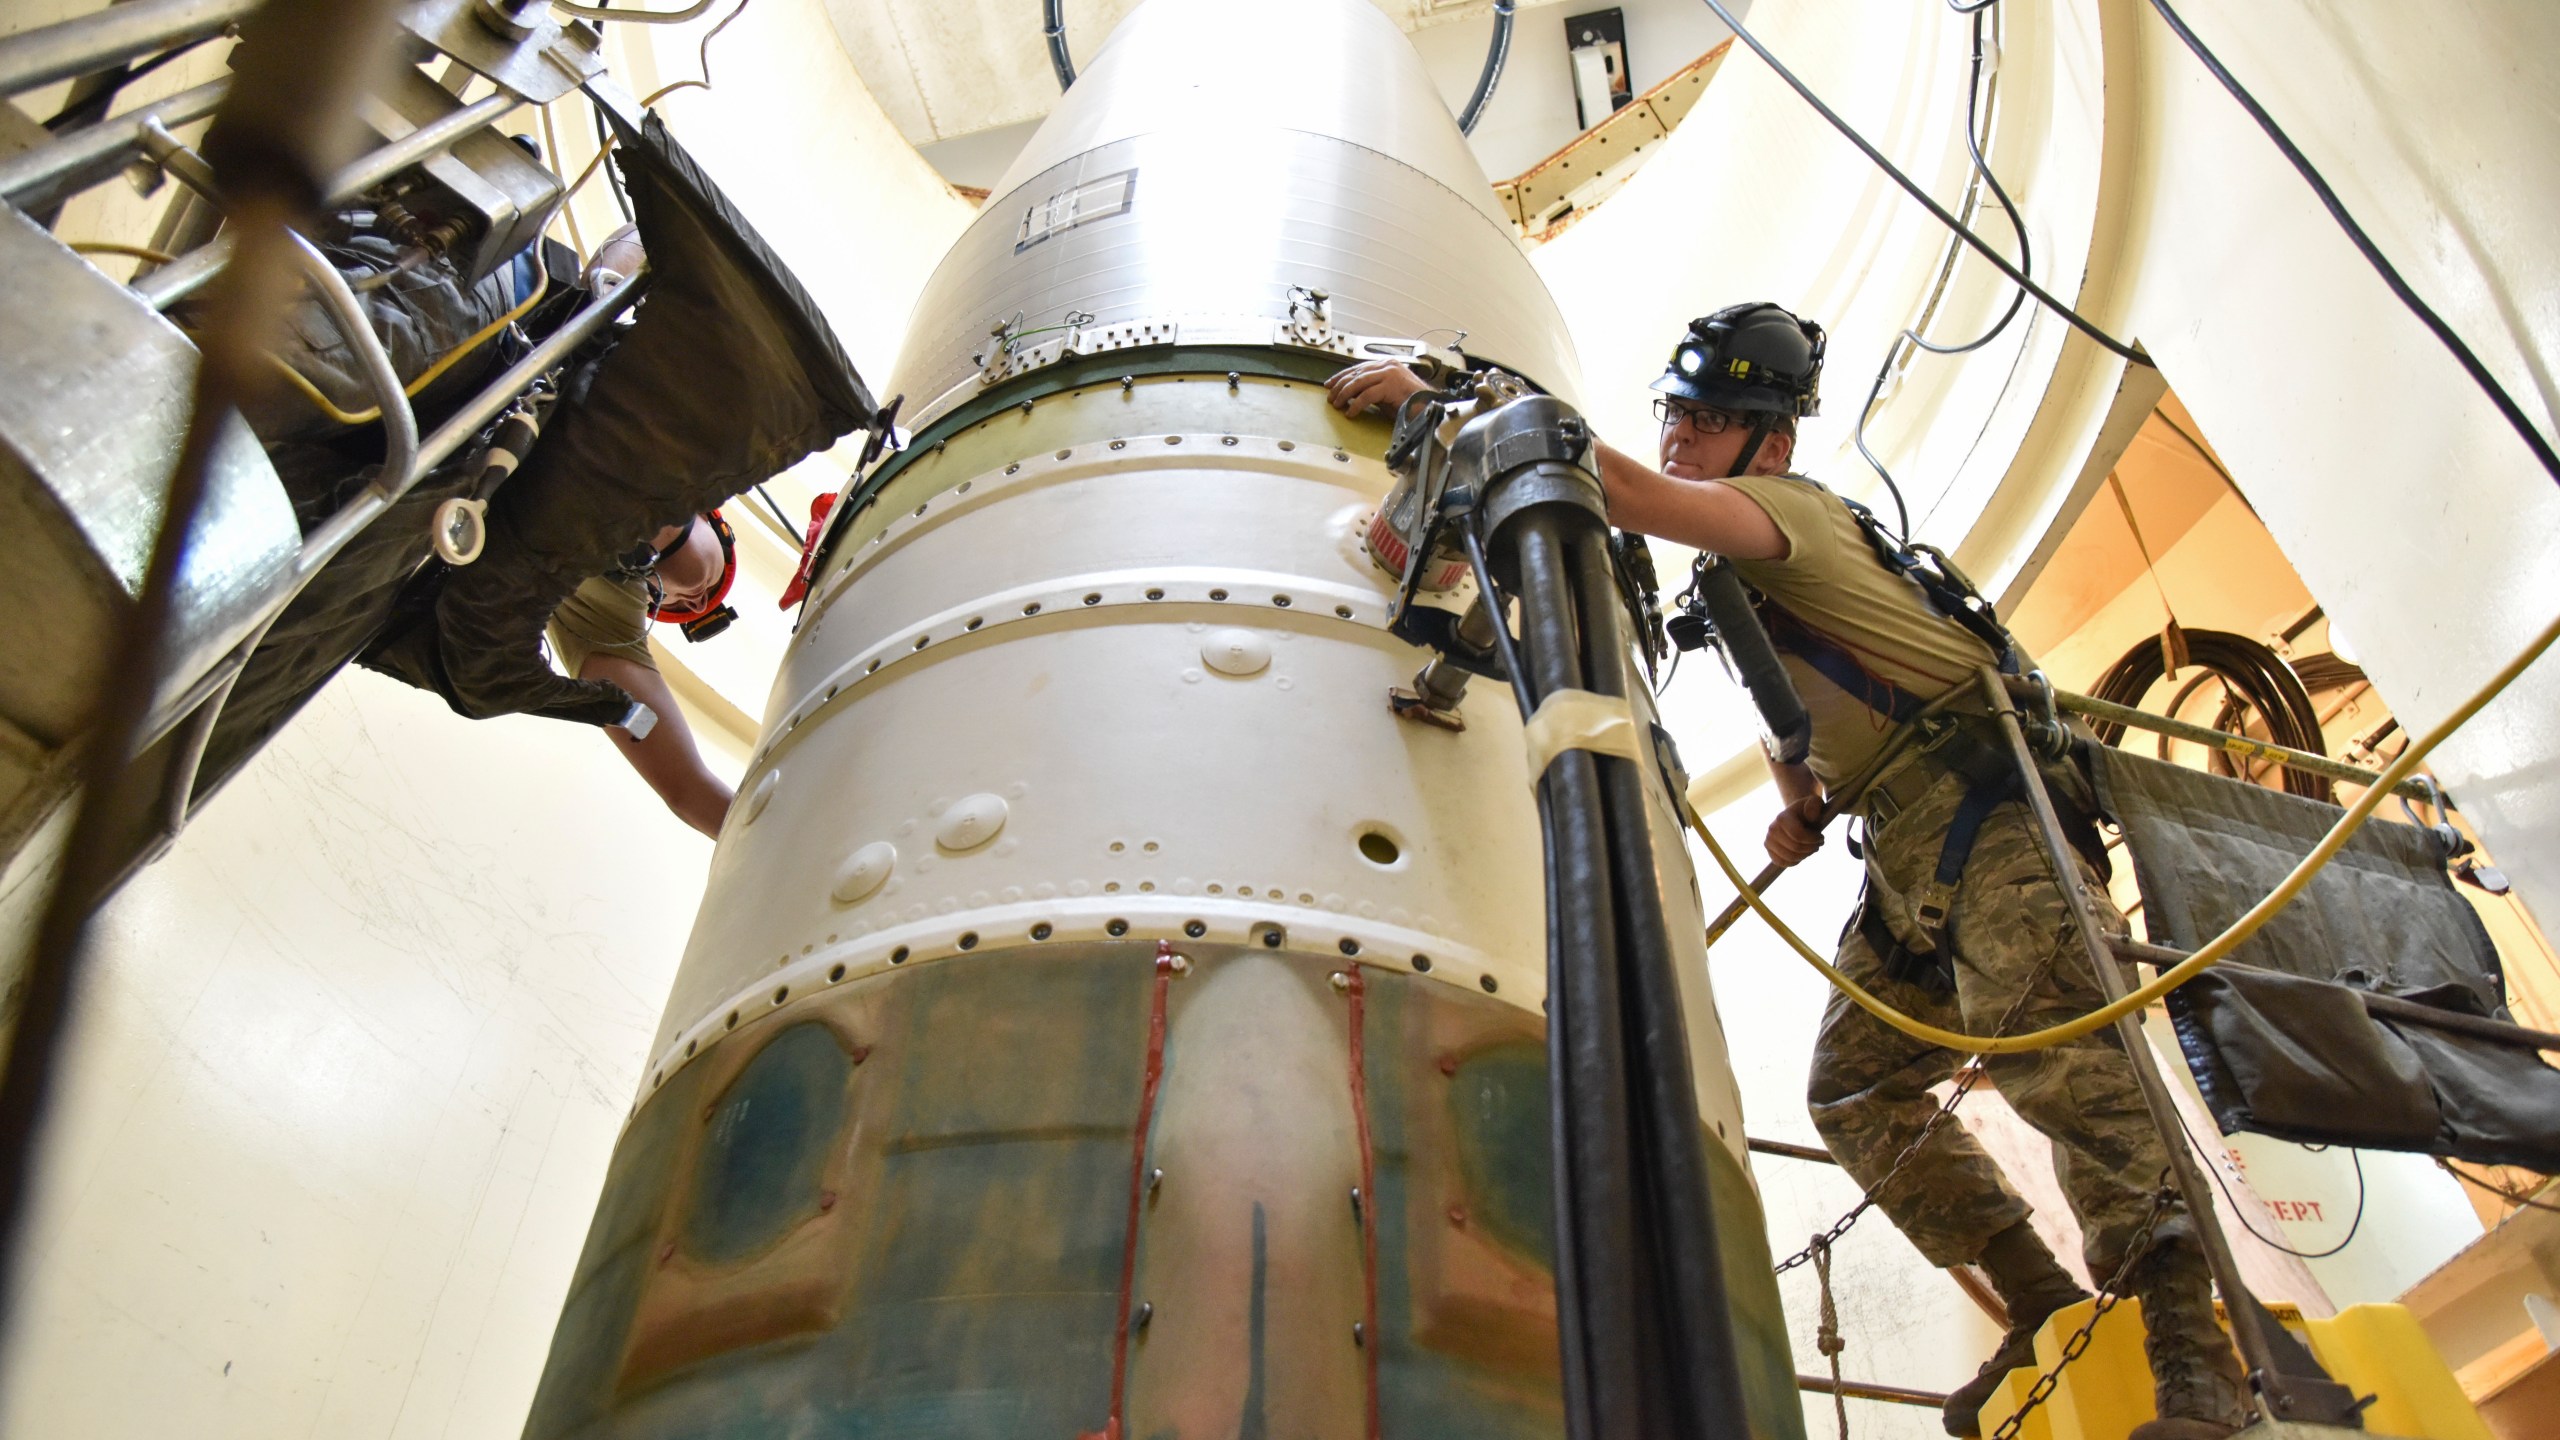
[1811,1237,1849,1440]
[1686,609,2560,1055]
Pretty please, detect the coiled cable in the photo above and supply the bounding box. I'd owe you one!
[2087,628,2332,801]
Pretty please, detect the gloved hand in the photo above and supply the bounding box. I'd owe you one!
[1326,359,1432,418]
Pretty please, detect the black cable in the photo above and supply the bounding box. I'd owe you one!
[2438,1159,2560,1215]
[1851,2,2031,540]
[594,105,635,223]
[2174,1109,2366,1260]
[1699,0,2150,366]
[750,481,796,538]
[1463,517,1539,718]
[1041,0,1076,90]
[2086,628,2332,801]
[42,35,221,131]
[2145,0,2560,495]
[1457,0,1516,136]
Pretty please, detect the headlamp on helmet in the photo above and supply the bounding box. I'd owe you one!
[1650,301,1826,419]
[645,509,741,642]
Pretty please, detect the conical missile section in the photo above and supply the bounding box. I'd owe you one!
[522,1,1801,1433]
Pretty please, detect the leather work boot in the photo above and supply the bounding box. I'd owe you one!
[2128,1239,2250,1440]
[1941,1222,2092,1437]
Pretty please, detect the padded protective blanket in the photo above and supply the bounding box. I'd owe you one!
[2091,746,2560,1170]
[360,106,874,725]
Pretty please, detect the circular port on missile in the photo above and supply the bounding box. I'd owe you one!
[1145,588,1165,601]
[1480,975,1500,994]
[1209,588,1228,601]
[1261,927,1286,948]
[1411,954,1432,973]
[1031,923,1052,940]
[1356,828,1402,867]
[1106,919,1130,937]
[957,932,979,951]
[828,964,846,983]
[890,946,910,965]
[1184,920,1206,938]
[1339,938,1362,957]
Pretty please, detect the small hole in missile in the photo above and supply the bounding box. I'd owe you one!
[891,946,910,964]
[1334,451,1349,462]
[1221,435,1238,446]
[1411,954,1432,972]
[828,963,846,982]
[1109,840,1126,852]
[1083,593,1102,606]
[914,504,927,516]
[1023,602,1042,615]
[958,931,979,951]
[1480,975,1500,994]
[725,1011,740,1030]
[1006,463,1020,474]
[1206,883,1223,895]
[1105,881,1121,892]
[912,636,929,650]
[1031,922,1052,940]
[1109,439,1126,450]
[1335,604,1353,618]
[653,1070,663,1087]
[1184,919,1206,938]
[773,986,789,1005]
[1262,927,1285,948]
[1272,594,1292,608]
[958,481,972,493]
[686,1038,698,1056]
[1145,588,1165,600]
[1278,440,1296,451]
[1107,919,1129,937]
[1138,881,1156,893]
[825,685,838,700]
[1165,435,1181,445]
[1209,589,1229,601]
[866,659,880,673]
[1339,938,1362,957]
[1357,830,1401,866]
[1055,448,1071,460]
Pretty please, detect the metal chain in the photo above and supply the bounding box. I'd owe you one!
[1812,1235,1850,1440]
[1775,945,2060,1276]
[1986,1180,2177,1440]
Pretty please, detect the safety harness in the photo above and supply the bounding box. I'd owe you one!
[1716,485,2105,986]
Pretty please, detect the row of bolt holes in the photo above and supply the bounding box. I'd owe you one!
[831,588,1355,689]
[669,926,1497,1076]
[849,438,1352,573]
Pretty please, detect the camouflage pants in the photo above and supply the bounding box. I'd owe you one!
[1806,753,2185,1278]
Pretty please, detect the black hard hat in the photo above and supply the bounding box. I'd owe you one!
[1651,302,1826,418]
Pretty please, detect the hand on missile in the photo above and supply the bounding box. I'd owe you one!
[1327,360,1432,418]
[1764,794,1825,868]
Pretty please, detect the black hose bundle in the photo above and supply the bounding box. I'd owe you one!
[2086,628,2333,802]
[1462,400,1752,1440]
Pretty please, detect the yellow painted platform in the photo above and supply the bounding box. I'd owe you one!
[1975,1301,2493,1440]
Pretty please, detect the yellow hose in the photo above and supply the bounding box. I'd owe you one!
[268,261,550,427]
[70,240,179,265]
[1687,608,2560,1055]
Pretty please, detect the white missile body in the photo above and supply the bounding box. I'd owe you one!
[522,3,1801,1433]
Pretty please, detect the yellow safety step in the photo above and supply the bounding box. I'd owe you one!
[1975,1300,2493,1440]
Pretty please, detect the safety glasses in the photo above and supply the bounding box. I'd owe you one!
[1651,397,1749,433]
